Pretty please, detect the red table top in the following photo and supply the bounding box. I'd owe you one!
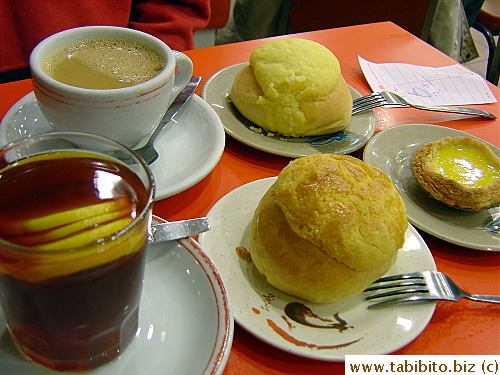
[1,21,499,374]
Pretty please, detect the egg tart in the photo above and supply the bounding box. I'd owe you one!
[412,136,500,210]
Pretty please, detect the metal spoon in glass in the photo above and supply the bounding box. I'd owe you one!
[133,76,202,164]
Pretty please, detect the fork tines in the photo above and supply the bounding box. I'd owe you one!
[364,271,500,309]
[370,272,425,284]
[364,273,428,301]
[352,92,380,105]
[351,92,386,114]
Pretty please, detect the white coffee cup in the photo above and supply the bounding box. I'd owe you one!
[30,26,193,148]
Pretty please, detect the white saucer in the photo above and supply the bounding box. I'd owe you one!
[198,177,436,361]
[0,92,226,201]
[0,217,233,374]
[363,124,500,251]
[202,63,376,158]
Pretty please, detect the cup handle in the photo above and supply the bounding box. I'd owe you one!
[172,51,194,97]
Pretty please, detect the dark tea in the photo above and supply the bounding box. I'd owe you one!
[0,150,151,371]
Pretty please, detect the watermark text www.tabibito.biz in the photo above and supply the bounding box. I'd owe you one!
[346,355,499,374]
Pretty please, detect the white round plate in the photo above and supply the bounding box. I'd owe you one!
[201,63,376,158]
[0,217,233,375]
[198,177,436,361]
[0,92,226,200]
[363,124,500,251]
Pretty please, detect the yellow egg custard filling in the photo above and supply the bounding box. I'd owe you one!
[412,136,500,211]
[432,142,499,188]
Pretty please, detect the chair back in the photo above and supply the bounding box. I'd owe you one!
[284,0,438,41]
[473,0,499,84]
[204,0,231,30]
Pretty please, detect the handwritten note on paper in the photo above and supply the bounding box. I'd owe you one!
[358,56,497,106]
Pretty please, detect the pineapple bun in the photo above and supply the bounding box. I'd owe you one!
[230,38,352,137]
[249,154,408,303]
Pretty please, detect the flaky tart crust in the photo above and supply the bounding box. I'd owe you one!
[412,136,500,211]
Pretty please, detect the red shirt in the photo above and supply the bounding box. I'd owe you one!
[0,0,210,73]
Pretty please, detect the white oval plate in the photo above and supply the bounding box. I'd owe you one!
[201,63,376,158]
[0,216,233,375]
[0,92,226,200]
[363,123,500,251]
[198,177,436,361]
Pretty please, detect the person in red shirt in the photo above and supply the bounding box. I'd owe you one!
[0,0,210,83]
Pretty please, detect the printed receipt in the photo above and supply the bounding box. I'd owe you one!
[358,56,497,106]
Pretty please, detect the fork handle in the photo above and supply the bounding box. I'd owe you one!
[466,294,500,303]
[411,104,497,119]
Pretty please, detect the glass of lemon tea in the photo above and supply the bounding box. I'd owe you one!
[0,132,155,371]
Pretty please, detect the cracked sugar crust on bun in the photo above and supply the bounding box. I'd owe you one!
[230,38,352,137]
[250,154,408,304]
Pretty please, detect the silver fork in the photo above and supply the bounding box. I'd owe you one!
[352,91,496,119]
[364,270,500,309]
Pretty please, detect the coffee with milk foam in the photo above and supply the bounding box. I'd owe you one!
[42,38,165,89]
